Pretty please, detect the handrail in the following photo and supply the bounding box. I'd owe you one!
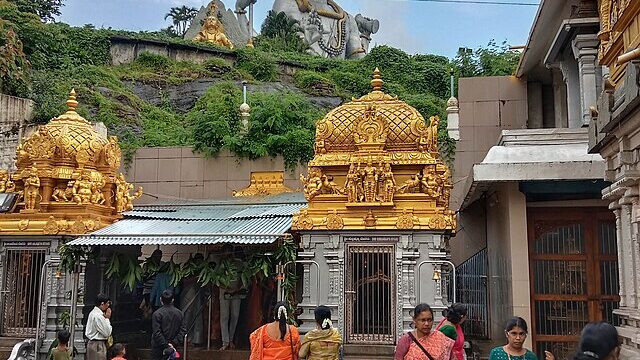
[35,259,60,353]
[183,292,213,360]
[416,260,456,304]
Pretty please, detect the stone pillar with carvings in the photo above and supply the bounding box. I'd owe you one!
[572,34,601,127]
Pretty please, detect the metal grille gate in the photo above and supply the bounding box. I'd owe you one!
[345,244,395,344]
[456,248,489,339]
[1,248,47,336]
[529,209,619,360]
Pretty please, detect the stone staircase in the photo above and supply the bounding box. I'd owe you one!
[132,348,250,360]
[0,337,23,359]
[130,344,395,360]
[343,344,395,360]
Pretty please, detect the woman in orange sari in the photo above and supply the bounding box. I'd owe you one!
[394,304,455,360]
[250,301,300,360]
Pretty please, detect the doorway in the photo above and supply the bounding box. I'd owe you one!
[528,208,619,359]
[345,243,395,344]
[1,248,47,336]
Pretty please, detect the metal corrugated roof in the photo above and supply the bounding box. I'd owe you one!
[68,235,282,246]
[68,194,306,246]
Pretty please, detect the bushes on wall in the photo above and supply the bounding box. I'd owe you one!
[235,48,277,82]
[189,82,321,169]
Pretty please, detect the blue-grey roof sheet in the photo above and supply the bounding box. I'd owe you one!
[67,194,307,246]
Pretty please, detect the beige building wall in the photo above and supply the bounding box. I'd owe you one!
[486,182,531,348]
[451,76,528,265]
[122,146,306,203]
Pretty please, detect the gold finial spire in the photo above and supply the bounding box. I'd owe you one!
[371,68,383,92]
[66,89,78,113]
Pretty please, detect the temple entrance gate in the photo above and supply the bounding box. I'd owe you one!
[292,69,456,347]
[345,243,395,344]
[1,247,47,336]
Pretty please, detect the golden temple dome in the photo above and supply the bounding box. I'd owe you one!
[16,89,119,171]
[294,68,455,232]
[314,68,438,154]
[0,89,142,235]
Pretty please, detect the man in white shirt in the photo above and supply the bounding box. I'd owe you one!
[85,294,112,360]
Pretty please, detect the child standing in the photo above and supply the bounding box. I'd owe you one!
[110,343,126,360]
[50,330,72,360]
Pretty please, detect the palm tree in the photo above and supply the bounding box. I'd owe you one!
[165,5,199,37]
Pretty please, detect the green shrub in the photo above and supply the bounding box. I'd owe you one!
[406,60,450,99]
[293,70,335,96]
[188,82,241,157]
[188,82,322,168]
[134,52,172,71]
[327,70,370,98]
[235,48,277,82]
[140,106,191,147]
[203,57,231,74]
[363,45,411,82]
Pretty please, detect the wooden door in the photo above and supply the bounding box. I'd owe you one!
[528,208,619,360]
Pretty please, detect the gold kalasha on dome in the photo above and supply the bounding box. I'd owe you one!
[293,68,455,231]
[0,89,142,235]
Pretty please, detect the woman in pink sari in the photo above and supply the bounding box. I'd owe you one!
[394,304,455,360]
[435,304,467,360]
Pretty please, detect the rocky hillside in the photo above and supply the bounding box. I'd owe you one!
[1,0,455,168]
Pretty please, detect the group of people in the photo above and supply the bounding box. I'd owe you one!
[81,290,186,360]
[249,301,622,360]
[73,293,621,360]
[395,303,621,360]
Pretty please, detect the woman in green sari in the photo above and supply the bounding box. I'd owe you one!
[488,317,554,360]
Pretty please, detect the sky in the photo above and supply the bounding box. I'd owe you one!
[57,0,539,58]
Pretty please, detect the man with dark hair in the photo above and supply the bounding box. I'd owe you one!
[85,294,112,360]
[151,290,186,360]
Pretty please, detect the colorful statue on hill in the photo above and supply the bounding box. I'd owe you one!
[193,2,235,49]
[272,0,379,59]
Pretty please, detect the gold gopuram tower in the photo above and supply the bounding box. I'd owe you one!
[293,69,456,346]
[0,90,141,352]
[0,90,141,235]
[293,68,455,231]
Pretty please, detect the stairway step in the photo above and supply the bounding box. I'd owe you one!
[134,349,250,360]
[0,337,23,348]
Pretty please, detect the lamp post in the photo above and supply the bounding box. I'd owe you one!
[239,81,250,133]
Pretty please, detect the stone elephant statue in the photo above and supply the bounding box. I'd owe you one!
[272,0,374,59]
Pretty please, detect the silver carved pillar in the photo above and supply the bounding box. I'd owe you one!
[572,34,601,127]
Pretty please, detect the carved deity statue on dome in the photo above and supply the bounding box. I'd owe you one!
[361,162,377,203]
[73,171,94,205]
[380,163,395,202]
[91,177,106,205]
[52,180,75,202]
[272,0,378,59]
[115,173,143,212]
[0,170,15,193]
[422,172,441,199]
[396,173,421,194]
[23,166,40,211]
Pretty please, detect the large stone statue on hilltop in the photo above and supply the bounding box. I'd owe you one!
[272,0,379,59]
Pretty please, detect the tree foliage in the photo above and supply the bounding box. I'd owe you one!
[256,10,307,53]
[453,40,520,77]
[9,0,63,22]
[164,5,198,37]
[0,20,30,93]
